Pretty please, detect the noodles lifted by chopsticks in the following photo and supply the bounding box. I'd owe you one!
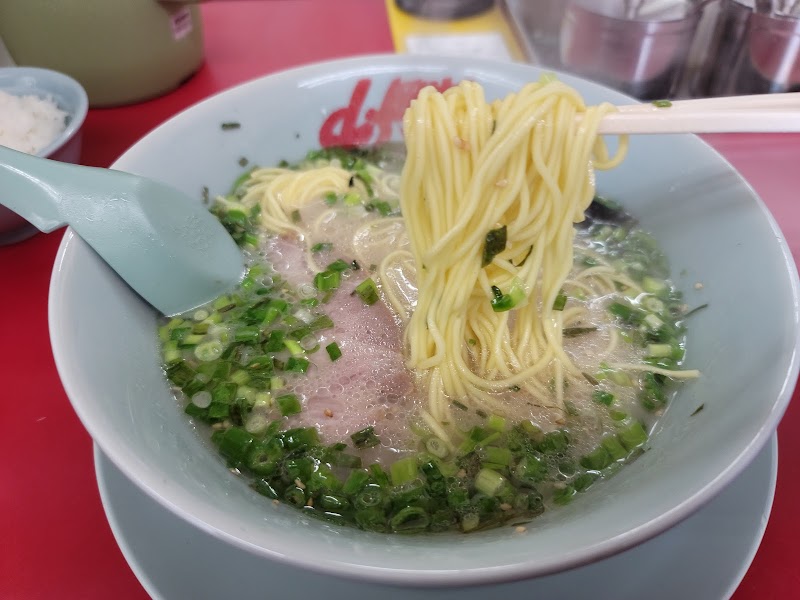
[399,78,628,426]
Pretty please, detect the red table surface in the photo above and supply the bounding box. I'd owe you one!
[1,2,798,598]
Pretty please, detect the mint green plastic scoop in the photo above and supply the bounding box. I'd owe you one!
[0,146,244,316]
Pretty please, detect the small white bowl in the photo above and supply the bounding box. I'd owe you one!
[48,55,800,588]
[0,66,88,244]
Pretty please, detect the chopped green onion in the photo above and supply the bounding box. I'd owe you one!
[212,382,237,404]
[343,192,361,206]
[608,301,643,324]
[514,455,547,485]
[424,437,449,458]
[319,493,349,511]
[371,200,393,215]
[230,370,250,385]
[343,470,370,495]
[194,340,224,362]
[618,421,648,451]
[191,390,212,408]
[324,191,338,205]
[217,427,254,464]
[580,446,612,471]
[601,435,628,461]
[563,327,597,337]
[552,485,576,505]
[351,426,380,449]
[652,99,672,108]
[538,430,569,454]
[642,296,665,314]
[490,281,525,312]
[592,390,615,406]
[280,427,320,449]
[207,402,230,419]
[390,456,419,486]
[221,121,241,130]
[354,278,379,305]
[276,393,301,416]
[646,343,672,358]
[309,314,334,331]
[327,259,351,273]
[355,508,388,532]
[486,414,507,431]
[552,291,567,311]
[284,339,304,357]
[283,485,306,507]
[311,242,333,253]
[610,410,628,421]
[179,333,205,347]
[643,313,664,332]
[325,342,342,361]
[244,413,270,436]
[263,330,285,352]
[313,270,341,291]
[461,511,480,532]
[390,506,429,533]
[474,468,508,496]
[285,357,309,373]
[191,321,210,335]
[234,326,260,343]
[480,446,512,466]
[574,473,597,492]
[247,355,273,373]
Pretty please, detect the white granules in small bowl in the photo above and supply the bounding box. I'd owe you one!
[0,90,68,155]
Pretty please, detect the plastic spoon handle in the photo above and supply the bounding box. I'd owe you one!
[0,146,244,316]
[0,150,71,232]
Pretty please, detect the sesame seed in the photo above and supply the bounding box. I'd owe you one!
[294,478,306,490]
[500,503,512,511]
[324,408,334,418]
[515,526,527,533]
[694,282,704,290]
[495,179,508,188]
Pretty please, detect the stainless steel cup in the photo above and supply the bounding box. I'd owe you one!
[696,0,800,96]
[560,1,703,99]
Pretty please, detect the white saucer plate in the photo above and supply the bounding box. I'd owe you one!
[95,435,777,600]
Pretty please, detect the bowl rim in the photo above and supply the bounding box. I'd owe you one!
[0,65,88,157]
[47,53,800,586]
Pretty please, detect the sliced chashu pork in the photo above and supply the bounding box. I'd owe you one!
[267,235,415,451]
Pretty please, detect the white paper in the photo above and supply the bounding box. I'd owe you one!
[405,32,513,62]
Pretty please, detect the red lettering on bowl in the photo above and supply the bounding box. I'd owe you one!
[319,77,454,148]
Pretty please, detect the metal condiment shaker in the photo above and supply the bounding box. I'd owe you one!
[559,0,705,100]
[694,0,800,96]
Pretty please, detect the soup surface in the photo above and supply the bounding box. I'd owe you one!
[159,146,698,534]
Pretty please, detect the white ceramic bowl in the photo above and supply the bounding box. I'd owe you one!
[0,66,88,244]
[49,55,800,587]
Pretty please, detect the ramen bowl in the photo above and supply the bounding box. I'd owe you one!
[49,55,799,587]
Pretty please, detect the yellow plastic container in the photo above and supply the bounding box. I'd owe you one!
[0,1,204,107]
